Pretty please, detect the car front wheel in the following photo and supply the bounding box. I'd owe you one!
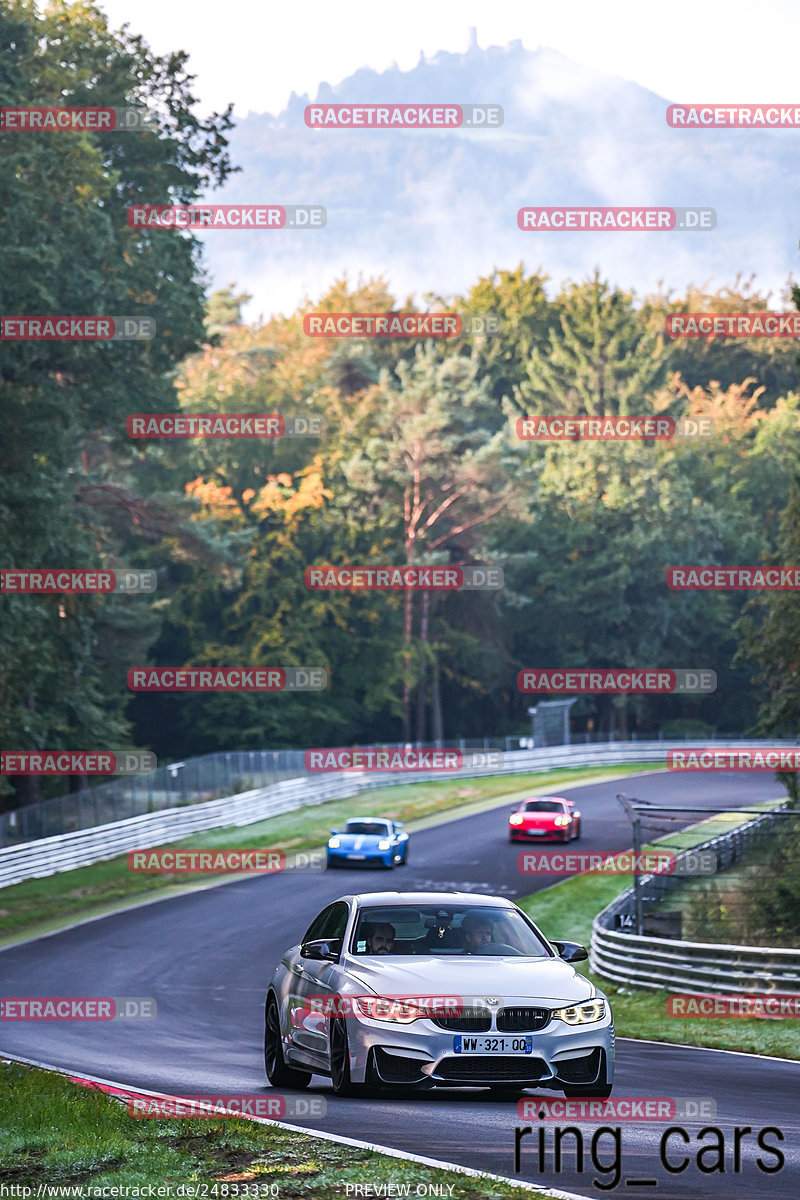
[265,996,311,1089]
[330,1016,360,1096]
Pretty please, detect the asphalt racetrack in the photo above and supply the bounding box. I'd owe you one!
[2,770,798,1199]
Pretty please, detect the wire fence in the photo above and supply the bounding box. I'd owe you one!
[0,729,749,848]
[590,804,800,993]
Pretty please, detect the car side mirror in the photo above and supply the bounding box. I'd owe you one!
[552,940,589,963]
[394,822,404,830]
[330,829,338,835]
[300,938,341,962]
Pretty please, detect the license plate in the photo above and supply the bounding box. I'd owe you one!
[453,1035,533,1054]
[526,830,547,836]
[348,854,366,859]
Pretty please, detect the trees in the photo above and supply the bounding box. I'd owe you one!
[736,471,800,799]
[0,0,235,804]
[340,342,520,739]
[512,271,671,419]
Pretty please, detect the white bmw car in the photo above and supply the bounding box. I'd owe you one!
[264,891,614,1097]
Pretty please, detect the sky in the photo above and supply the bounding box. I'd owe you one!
[90,0,800,318]
[95,0,800,117]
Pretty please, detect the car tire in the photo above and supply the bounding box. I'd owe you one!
[330,1016,359,1096]
[400,845,408,865]
[572,822,581,840]
[264,996,311,1089]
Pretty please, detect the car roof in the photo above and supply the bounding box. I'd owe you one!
[335,891,516,908]
[342,816,393,823]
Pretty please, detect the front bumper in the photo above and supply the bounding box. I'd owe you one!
[327,849,392,867]
[346,1007,614,1088]
[510,827,570,842]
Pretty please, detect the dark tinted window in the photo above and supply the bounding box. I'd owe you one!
[302,901,349,944]
[523,800,566,812]
[351,905,550,957]
[343,820,391,836]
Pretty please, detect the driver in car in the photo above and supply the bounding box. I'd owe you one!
[364,922,395,955]
[460,913,494,953]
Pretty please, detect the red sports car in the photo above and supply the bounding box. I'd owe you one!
[508,796,581,842]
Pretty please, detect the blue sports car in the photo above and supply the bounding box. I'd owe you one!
[327,817,409,869]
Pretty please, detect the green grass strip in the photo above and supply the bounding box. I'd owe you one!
[0,1059,547,1194]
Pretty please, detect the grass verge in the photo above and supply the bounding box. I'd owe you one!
[0,1059,545,1196]
[0,763,655,948]
[517,800,800,1060]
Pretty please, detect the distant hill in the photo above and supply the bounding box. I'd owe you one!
[196,39,800,319]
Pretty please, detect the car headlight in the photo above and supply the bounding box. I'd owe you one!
[328,837,341,848]
[552,1000,606,1025]
[553,815,571,827]
[377,839,392,849]
[353,998,422,1023]
[509,814,524,825]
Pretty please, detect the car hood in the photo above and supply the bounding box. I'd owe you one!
[332,833,385,848]
[343,954,593,1005]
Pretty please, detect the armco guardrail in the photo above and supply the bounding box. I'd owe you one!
[0,731,748,847]
[0,739,792,890]
[590,802,800,995]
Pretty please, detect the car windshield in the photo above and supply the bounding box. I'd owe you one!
[351,905,551,957]
[522,800,565,812]
[343,821,391,836]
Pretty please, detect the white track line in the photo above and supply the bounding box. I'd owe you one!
[616,1036,800,1064]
